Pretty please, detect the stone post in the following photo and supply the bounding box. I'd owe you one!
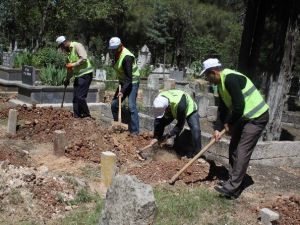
[101,151,117,188]
[195,94,210,118]
[53,130,66,156]
[260,208,279,225]
[7,109,18,135]
[147,74,160,90]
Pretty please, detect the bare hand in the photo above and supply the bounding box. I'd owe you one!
[117,92,123,98]
[213,130,222,142]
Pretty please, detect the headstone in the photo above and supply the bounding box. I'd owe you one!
[137,45,151,69]
[2,52,15,68]
[7,109,18,135]
[95,69,107,81]
[101,151,117,188]
[53,130,66,156]
[170,70,184,81]
[207,106,218,122]
[195,94,210,118]
[164,78,176,90]
[100,175,157,225]
[147,74,160,90]
[22,65,37,85]
[105,53,110,65]
[143,88,159,107]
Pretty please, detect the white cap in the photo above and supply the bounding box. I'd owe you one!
[200,58,222,76]
[153,95,169,118]
[108,37,121,49]
[56,36,66,46]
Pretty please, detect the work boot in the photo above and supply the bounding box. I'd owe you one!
[214,185,242,199]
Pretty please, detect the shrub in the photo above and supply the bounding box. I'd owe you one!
[13,52,33,68]
[32,47,66,69]
[39,64,66,86]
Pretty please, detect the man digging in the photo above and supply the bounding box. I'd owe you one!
[108,37,140,135]
[149,89,202,158]
[201,58,269,198]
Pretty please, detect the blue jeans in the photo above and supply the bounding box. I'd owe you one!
[111,83,140,134]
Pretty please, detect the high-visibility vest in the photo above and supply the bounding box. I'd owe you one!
[67,42,93,77]
[218,68,269,119]
[159,90,197,119]
[113,47,140,83]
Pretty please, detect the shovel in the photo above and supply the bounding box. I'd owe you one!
[169,129,226,184]
[112,85,128,131]
[137,139,159,160]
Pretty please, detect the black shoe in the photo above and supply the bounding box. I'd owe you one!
[214,185,241,199]
[217,180,227,186]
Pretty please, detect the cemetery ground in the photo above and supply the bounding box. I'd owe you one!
[0,95,299,225]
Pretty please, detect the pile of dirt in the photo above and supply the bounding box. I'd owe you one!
[0,162,87,220]
[0,143,31,167]
[127,158,210,184]
[1,105,153,164]
[262,195,300,225]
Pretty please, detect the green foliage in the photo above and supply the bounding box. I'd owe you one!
[39,65,66,86]
[13,52,33,68]
[32,48,66,69]
[154,187,234,225]
[139,65,151,78]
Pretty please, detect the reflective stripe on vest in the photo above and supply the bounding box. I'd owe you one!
[68,42,93,77]
[160,90,197,119]
[218,68,269,119]
[113,47,140,83]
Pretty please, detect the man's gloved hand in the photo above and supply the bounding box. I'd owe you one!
[66,63,74,71]
[63,78,70,87]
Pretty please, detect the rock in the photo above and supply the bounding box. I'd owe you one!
[100,175,157,225]
[260,208,279,225]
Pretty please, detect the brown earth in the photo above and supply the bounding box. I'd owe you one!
[0,101,299,224]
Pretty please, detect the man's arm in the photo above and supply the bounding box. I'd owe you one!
[73,42,88,66]
[224,74,246,125]
[169,95,187,137]
[121,55,134,94]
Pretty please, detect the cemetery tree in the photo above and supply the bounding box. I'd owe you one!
[238,0,299,140]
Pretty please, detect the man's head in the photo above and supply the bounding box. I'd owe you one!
[153,95,169,118]
[108,37,122,53]
[56,36,70,50]
[200,58,222,85]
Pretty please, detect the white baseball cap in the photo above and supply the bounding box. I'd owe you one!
[56,36,66,46]
[200,58,222,76]
[108,37,121,49]
[153,95,169,118]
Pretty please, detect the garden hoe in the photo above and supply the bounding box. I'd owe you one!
[61,70,72,108]
[169,129,226,184]
[112,85,128,131]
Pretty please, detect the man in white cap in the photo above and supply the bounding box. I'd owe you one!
[55,36,93,118]
[108,37,140,134]
[150,89,201,158]
[200,58,269,198]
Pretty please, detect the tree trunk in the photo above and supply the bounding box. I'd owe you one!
[265,19,299,140]
[34,0,51,52]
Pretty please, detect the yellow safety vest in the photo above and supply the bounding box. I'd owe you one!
[67,42,93,77]
[113,47,140,83]
[160,90,197,119]
[218,68,269,119]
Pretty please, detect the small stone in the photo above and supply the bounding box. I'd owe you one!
[65,206,72,211]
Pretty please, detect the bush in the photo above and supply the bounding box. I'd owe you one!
[40,64,66,86]
[13,52,33,68]
[32,47,66,69]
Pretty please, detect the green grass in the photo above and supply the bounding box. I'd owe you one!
[154,187,235,225]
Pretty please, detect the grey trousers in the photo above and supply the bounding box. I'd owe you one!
[223,111,269,192]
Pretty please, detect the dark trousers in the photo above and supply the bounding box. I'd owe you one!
[111,83,140,134]
[223,111,269,192]
[154,111,201,155]
[73,73,93,118]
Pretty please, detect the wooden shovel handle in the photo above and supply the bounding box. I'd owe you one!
[118,85,121,123]
[169,129,226,184]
